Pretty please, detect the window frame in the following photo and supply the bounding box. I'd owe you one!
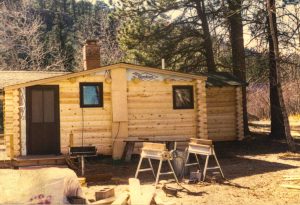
[79,82,103,108]
[172,85,194,110]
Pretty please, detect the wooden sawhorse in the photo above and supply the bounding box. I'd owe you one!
[183,138,224,181]
[135,142,179,187]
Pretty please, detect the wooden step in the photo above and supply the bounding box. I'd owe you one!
[0,160,12,168]
[12,155,68,168]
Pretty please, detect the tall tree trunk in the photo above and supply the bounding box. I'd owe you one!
[62,0,67,13]
[266,0,296,151]
[52,0,57,12]
[38,0,45,9]
[194,0,217,73]
[71,0,77,21]
[227,0,250,135]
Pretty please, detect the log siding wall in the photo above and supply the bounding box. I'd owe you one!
[4,89,21,157]
[127,80,198,151]
[46,74,112,155]
[4,74,113,156]
[206,86,238,141]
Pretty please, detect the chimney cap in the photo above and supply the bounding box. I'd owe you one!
[85,39,98,45]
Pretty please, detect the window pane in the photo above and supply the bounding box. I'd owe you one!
[83,85,100,105]
[31,90,43,123]
[43,90,55,123]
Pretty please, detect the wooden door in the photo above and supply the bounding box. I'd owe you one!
[26,85,60,155]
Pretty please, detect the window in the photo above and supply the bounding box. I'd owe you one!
[172,85,194,109]
[80,83,103,108]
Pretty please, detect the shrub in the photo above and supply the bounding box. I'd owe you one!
[247,81,300,120]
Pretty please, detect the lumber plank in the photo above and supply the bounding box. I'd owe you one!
[281,184,300,190]
[128,178,155,205]
[283,178,300,181]
[129,178,142,204]
[111,192,129,205]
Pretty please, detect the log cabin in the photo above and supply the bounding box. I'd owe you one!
[2,40,245,160]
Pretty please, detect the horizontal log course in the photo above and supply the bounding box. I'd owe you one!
[129,113,196,120]
[207,102,237,107]
[209,135,237,141]
[129,119,196,125]
[128,98,173,103]
[207,123,239,128]
[128,124,196,130]
[208,127,236,133]
[128,81,194,87]
[60,115,111,122]
[206,99,236,104]
[207,114,236,120]
[128,109,195,115]
[207,107,236,113]
[60,109,111,115]
[127,93,172,98]
[129,129,196,136]
[207,87,235,92]
[61,118,112,124]
[128,103,173,109]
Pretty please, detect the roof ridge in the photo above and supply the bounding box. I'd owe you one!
[0,70,69,73]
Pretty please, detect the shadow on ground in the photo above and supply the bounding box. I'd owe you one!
[215,132,300,157]
[220,155,296,180]
[77,132,298,184]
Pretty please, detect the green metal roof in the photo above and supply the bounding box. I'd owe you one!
[200,72,246,87]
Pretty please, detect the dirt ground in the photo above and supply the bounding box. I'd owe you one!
[79,130,300,205]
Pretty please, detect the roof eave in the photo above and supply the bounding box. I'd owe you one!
[4,63,207,91]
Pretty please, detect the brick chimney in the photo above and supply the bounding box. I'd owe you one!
[83,40,100,70]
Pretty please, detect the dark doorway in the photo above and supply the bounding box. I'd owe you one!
[26,85,60,155]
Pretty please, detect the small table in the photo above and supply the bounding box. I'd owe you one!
[69,146,97,176]
[123,136,189,162]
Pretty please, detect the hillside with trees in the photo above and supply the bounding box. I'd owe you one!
[0,0,122,71]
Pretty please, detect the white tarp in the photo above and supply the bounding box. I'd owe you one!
[0,167,84,204]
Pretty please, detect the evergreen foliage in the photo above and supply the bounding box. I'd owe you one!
[0,0,122,71]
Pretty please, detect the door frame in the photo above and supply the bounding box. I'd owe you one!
[26,85,61,155]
